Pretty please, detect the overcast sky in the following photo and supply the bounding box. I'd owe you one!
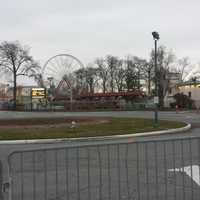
[0,0,200,69]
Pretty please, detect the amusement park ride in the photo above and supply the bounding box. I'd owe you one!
[41,54,145,110]
[42,54,84,101]
[0,54,144,111]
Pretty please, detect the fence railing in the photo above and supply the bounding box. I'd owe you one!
[8,137,200,200]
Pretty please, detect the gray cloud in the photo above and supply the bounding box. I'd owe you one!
[0,0,200,67]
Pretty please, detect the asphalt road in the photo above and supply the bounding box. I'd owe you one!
[1,110,200,200]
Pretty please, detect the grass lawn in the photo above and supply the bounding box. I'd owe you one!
[0,117,186,140]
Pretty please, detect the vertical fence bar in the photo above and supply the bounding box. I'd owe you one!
[107,145,111,200]
[76,148,80,200]
[172,141,176,200]
[9,163,13,200]
[97,146,102,200]
[87,147,91,200]
[32,152,36,200]
[8,165,14,200]
[181,140,185,200]
[163,141,168,200]
[154,142,159,200]
[20,153,24,200]
[117,144,121,200]
[125,144,130,199]
[136,143,140,200]
[198,138,200,198]
[145,143,149,200]
[55,150,58,199]
[189,138,193,200]
[65,149,69,200]
[44,150,47,200]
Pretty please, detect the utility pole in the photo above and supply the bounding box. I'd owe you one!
[152,31,160,126]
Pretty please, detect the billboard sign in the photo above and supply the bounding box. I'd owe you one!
[31,88,46,99]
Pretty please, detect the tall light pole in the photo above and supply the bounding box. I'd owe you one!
[152,31,160,125]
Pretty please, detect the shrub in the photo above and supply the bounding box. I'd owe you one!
[172,93,194,109]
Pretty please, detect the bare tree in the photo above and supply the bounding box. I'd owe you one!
[74,66,99,94]
[133,56,147,90]
[0,41,40,110]
[75,67,87,92]
[150,46,176,107]
[95,58,109,93]
[106,55,118,92]
[172,57,191,82]
[141,61,154,95]
[124,56,138,91]
[32,73,44,87]
[114,59,125,92]
[189,62,200,81]
[85,65,99,93]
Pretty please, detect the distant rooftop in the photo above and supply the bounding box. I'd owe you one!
[177,80,200,86]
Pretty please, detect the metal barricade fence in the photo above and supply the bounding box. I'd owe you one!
[7,137,200,200]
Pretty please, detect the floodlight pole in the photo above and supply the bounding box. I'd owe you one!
[154,38,158,125]
[152,31,160,126]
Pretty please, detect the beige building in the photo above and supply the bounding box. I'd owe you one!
[165,81,200,108]
[0,83,10,98]
[6,86,32,103]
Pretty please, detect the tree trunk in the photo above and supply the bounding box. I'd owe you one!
[137,71,140,89]
[13,72,17,110]
[159,96,164,108]
[103,80,106,93]
[89,82,94,93]
[117,84,120,92]
[158,84,164,108]
[111,80,114,92]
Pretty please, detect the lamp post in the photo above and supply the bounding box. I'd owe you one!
[152,31,160,125]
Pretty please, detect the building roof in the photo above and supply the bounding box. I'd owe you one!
[177,80,200,87]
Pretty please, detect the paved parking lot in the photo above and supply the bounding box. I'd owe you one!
[0,111,200,200]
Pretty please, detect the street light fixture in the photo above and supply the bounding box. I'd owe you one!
[152,31,160,40]
[152,31,160,126]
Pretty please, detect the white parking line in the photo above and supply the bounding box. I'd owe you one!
[169,165,200,186]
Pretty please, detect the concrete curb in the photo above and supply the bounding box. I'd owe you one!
[0,123,191,145]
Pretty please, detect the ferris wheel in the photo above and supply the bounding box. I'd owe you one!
[42,54,85,89]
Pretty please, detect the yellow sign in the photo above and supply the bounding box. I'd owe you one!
[31,88,45,98]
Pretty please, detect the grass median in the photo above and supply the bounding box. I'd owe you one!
[0,117,186,140]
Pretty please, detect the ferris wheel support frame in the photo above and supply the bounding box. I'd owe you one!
[42,54,85,111]
[42,54,85,75]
